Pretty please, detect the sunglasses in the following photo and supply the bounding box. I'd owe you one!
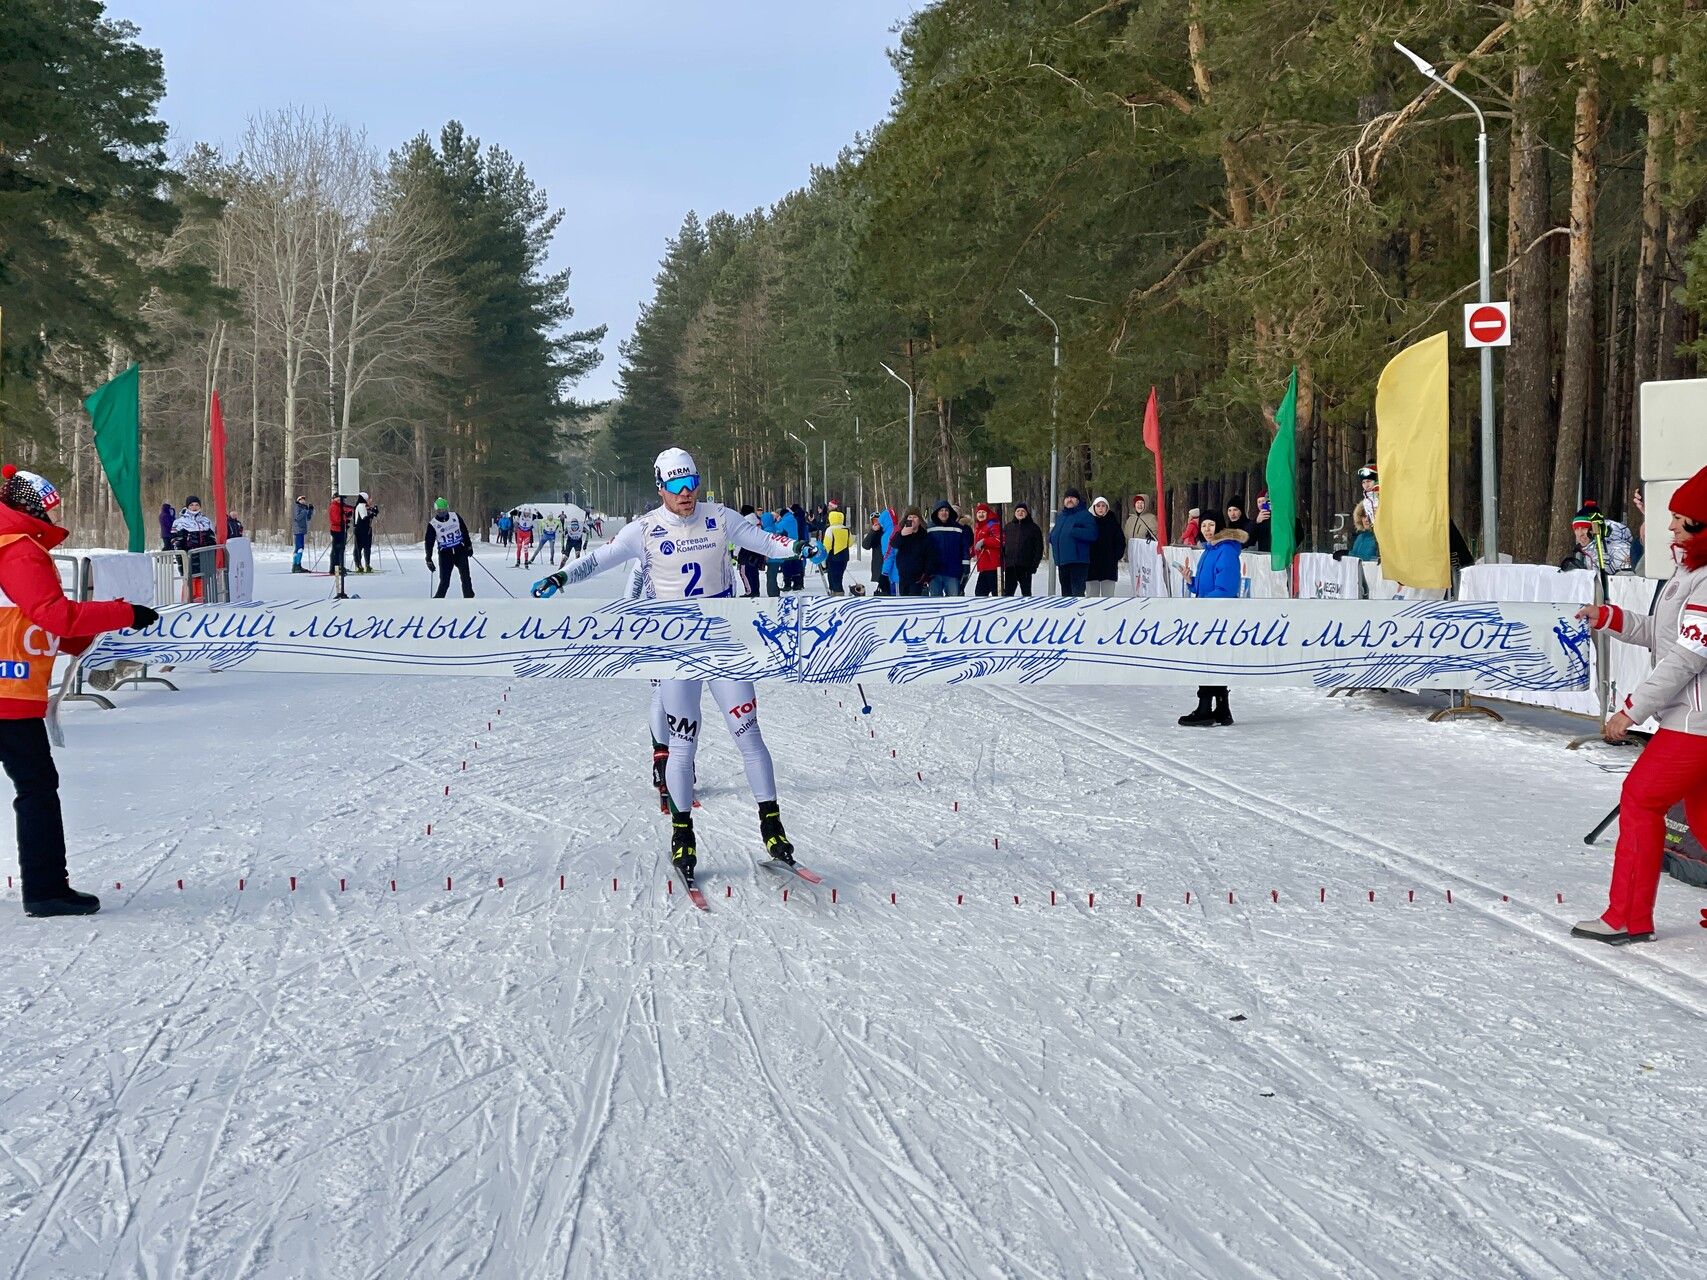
[661,474,701,496]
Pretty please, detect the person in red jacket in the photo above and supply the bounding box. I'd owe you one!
[1573,464,1707,943]
[0,466,157,916]
[971,503,1004,597]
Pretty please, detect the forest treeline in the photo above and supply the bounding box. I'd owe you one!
[1,1,601,541]
[608,0,1707,564]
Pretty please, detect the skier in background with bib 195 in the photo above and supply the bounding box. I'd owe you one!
[531,448,804,889]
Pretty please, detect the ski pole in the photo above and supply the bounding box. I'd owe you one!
[1584,804,1620,846]
[856,682,872,715]
[471,554,514,598]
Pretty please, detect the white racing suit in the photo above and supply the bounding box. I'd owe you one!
[559,502,796,813]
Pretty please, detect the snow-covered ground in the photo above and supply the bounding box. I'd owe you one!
[2,541,1705,1279]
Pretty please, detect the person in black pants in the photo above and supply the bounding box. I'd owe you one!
[0,464,158,915]
[426,499,475,598]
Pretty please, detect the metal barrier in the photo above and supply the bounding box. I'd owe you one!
[45,551,179,715]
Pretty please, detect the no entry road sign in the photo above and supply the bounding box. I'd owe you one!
[1464,301,1511,348]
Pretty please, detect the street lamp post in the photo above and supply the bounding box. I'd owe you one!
[880,362,916,509]
[804,419,825,511]
[786,429,810,511]
[1395,40,1498,562]
[1018,287,1061,593]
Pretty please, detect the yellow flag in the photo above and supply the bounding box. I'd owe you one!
[1374,331,1451,589]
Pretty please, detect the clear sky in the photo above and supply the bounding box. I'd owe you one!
[105,0,921,402]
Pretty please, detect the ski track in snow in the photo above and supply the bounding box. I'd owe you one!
[0,550,1704,1278]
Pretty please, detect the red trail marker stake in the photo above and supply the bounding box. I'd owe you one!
[239,878,245,891]
[1408,890,1415,903]
[1088,892,1095,908]
[1227,891,1234,904]
[427,824,433,836]
[176,878,183,891]
[1013,895,1020,905]
[784,888,791,903]
[831,888,838,903]
[1447,889,1454,904]
[667,879,674,896]
[1135,892,1143,907]
[612,877,618,892]
[444,785,450,797]
[339,878,346,892]
[1050,890,1057,906]
[726,885,733,898]
[446,876,452,891]
[289,876,297,892]
[1319,886,1325,903]
[390,879,396,892]
[955,893,963,906]
[1186,891,1192,905]
[559,874,565,890]
[497,877,505,888]
[1270,889,1278,903]
[890,891,897,905]
[1368,890,1375,903]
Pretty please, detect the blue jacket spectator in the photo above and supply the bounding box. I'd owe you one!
[926,502,971,596]
[1048,489,1097,596]
[1188,519,1247,599]
[1179,516,1247,728]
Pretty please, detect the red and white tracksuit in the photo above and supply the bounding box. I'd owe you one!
[1590,547,1707,933]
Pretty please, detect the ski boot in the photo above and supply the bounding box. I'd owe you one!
[759,801,795,866]
[670,815,697,884]
[652,744,670,813]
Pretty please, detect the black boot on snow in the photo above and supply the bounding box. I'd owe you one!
[23,885,100,917]
[670,816,697,882]
[1212,691,1234,727]
[758,802,795,865]
[1178,692,1216,728]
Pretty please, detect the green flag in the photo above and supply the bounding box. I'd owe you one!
[1264,366,1298,572]
[84,364,144,552]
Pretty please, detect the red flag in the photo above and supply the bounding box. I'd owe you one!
[1142,386,1167,544]
[210,390,229,546]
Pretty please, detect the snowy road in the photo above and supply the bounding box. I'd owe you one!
[2,548,1704,1278]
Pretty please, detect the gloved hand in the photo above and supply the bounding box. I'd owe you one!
[1331,549,1345,561]
[426,557,435,571]
[532,572,567,599]
[129,604,161,630]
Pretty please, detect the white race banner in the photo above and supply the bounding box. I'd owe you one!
[80,596,1589,693]
[226,537,255,604]
[1297,552,1364,600]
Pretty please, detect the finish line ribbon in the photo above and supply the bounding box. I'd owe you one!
[75,596,1589,692]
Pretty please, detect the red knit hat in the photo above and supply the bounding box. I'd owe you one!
[1669,465,1707,526]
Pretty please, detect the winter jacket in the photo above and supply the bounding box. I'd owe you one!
[1048,504,1096,567]
[878,509,899,588]
[1189,529,1248,599]
[763,513,792,564]
[1002,515,1044,573]
[158,504,176,549]
[425,511,472,560]
[1248,513,1272,555]
[0,503,136,719]
[821,511,853,556]
[1089,510,1126,581]
[1182,515,1201,548]
[926,503,972,578]
[1594,545,1707,735]
[1348,530,1379,562]
[1123,509,1159,542]
[329,499,350,535]
[170,509,216,552]
[893,525,931,591]
[225,515,244,540]
[292,500,313,538]
[971,509,1003,573]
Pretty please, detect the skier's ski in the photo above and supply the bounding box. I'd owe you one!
[682,877,711,912]
[761,859,823,885]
